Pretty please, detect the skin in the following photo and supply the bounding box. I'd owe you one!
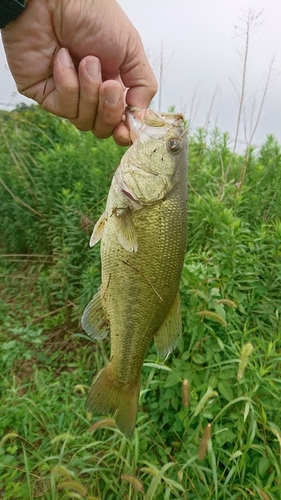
[1,0,158,145]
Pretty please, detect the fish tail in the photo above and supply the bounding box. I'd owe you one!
[85,365,140,439]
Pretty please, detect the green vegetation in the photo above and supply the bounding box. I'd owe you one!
[0,105,281,499]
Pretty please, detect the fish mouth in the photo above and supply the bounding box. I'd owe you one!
[125,106,185,143]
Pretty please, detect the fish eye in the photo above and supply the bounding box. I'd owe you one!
[167,137,182,154]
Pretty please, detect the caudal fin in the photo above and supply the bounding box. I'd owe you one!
[85,365,140,439]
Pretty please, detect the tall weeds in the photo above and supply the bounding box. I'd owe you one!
[0,104,281,498]
[0,105,123,317]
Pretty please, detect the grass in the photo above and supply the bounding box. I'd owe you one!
[1,234,281,499]
[0,105,281,499]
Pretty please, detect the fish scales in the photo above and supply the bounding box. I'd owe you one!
[82,108,187,438]
[102,199,186,381]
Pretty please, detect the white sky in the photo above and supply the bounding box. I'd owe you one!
[0,0,280,149]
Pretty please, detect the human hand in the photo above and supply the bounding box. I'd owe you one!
[1,0,157,145]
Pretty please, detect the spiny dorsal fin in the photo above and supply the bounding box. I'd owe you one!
[81,290,109,339]
[153,293,182,357]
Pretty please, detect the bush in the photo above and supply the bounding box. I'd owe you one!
[0,105,124,315]
[0,106,281,498]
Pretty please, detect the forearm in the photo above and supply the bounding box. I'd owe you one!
[0,0,26,28]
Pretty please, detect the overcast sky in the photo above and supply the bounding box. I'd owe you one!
[0,0,280,149]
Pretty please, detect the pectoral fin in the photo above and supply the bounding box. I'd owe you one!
[116,211,138,253]
[154,294,182,357]
[90,212,107,247]
[81,290,109,339]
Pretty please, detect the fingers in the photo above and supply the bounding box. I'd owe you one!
[65,55,101,131]
[91,80,125,139]
[41,47,80,119]
[125,61,158,110]
[74,67,125,138]
[113,122,131,146]
[126,80,158,110]
[120,34,158,110]
[40,47,155,144]
[42,49,125,139]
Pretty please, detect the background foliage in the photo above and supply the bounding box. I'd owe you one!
[0,105,280,499]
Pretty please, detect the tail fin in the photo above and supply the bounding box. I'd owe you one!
[85,364,140,439]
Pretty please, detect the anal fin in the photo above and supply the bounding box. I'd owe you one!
[81,290,109,339]
[154,293,182,357]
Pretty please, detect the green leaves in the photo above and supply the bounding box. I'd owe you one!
[0,105,124,318]
[1,107,281,498]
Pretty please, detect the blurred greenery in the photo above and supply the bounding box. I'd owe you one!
[0,105,280,499]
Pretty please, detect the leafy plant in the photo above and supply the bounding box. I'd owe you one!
[1,105,281,498]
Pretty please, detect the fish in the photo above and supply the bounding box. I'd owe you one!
[82,107,188,438]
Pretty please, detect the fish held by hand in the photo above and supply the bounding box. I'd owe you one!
[82,108,188,438]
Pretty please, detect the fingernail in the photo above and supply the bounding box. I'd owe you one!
[58,48,74,68]
[105,85,122,105]
[86,59,101,80]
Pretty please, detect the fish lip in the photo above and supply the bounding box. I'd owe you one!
[125,106,185,143]
[125,106,143,143]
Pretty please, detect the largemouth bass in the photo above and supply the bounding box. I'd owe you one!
[82,107,187,438]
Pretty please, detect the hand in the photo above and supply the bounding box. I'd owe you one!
[1,0,157,145]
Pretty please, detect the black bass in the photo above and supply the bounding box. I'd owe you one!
[82,107,187,438]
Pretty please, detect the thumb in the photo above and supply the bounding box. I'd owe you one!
[120,47,158,108]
